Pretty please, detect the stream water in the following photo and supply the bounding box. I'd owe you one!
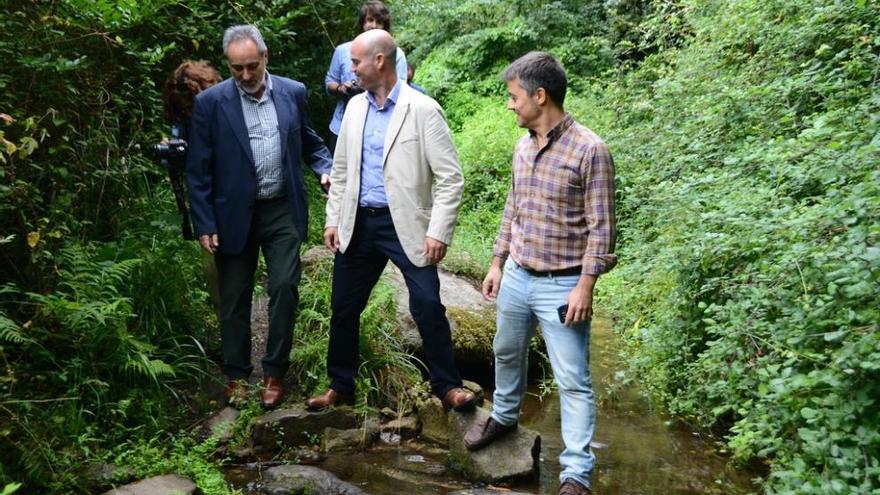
[226,316,757,494]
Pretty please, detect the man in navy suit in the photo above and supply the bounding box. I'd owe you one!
[186,24,332,409]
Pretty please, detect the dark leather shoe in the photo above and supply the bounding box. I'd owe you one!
[558,478,592,495]
[224,380,248,408]
[305,388,353,411]
[463,416,517,451]
[260,376,284,409]
[442,387,476,412]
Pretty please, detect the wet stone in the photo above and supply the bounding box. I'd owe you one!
[252,405,359,450]
[322,419,380,452]
[462,379,485,405]
[380,414,421,438]
[204,406,240,443]
[262,464,367,495]
[415,396,448,446]
[101,474,197,495]
[379,431,401,445]
[83,463,136,492]
[446,407,541,482]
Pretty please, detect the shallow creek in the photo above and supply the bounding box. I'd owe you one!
[226,316,757,494]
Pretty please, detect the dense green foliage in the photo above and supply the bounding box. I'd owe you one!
[2,0,877,492]
[0,0,364,491]
[399,0,879,492]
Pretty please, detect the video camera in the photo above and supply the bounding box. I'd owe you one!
[151,138,188,163]
[145,137,193,240]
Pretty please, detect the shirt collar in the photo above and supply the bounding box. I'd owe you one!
[529,112,574,144]
[236,71,273,100]
[366,79,402,110]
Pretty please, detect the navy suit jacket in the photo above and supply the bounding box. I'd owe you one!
[186,76,332,254]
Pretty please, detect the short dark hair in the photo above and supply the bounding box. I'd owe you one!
[502,51,567,107]
[358,1,392,31]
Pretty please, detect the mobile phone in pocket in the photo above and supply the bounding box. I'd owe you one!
[557,304,569,324]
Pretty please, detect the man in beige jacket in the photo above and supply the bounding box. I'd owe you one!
[307,29,475,412]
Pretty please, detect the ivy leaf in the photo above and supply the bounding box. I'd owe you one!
[26,231,39,249]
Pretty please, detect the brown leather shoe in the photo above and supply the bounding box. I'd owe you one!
[305,388,353,411]
[442,387,476,412]
[558,478,592,495]
[224,379,248,408]
[260,376,285,409]
[463,416,517,451]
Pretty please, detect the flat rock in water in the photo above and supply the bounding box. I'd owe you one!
[252,406,359,449]
[262,464,366,495]
[322,419,380,452]
[101,474,197,495]
[446,407,540,482]
[380,414,421,438]
[204,406,240,443]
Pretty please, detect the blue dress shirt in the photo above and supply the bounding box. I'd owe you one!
[359,80,403,208]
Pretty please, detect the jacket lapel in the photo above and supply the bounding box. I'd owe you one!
[349,96,368,179]
[220,80,255,166]
[382,85,410,168]
[272,76,291,161]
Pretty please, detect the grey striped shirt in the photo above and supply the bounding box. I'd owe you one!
[237,74,284,199]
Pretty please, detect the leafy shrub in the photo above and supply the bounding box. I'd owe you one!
[402,0,880,492]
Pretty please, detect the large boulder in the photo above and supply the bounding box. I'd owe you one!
[262,464,366,495]
[252,406,359,450]
[385,266,496,361]
[101,474,197,495]
[446,407,540,482]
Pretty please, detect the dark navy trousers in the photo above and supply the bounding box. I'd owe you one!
[327,207,462,398]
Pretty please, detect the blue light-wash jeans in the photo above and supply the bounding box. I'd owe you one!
[491,259,596,489]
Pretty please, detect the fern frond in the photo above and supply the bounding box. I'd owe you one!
[0,313,29,344]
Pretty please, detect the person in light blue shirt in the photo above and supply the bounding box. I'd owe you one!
[325,1,407,151]
[407,63,427,95]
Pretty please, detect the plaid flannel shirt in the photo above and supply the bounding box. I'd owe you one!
[493,113,617,276]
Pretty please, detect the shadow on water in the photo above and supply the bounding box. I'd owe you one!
[226,316,758,494]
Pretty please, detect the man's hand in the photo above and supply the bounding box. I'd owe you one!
[199,234,219,255]
[423,236,447,265]
[337,80,356,96]
[481,263,503,301]
[320,173,331,195]
[324,227,340,253]
[564,275,597,326]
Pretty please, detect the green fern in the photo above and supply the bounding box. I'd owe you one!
[0,314,28,344]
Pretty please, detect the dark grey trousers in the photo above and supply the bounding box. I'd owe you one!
[215,196,302,379]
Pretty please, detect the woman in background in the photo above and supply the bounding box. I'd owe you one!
[161,60,223,311]
[325,1,408,152]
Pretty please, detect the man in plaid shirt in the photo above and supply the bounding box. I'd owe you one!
[463,51,616,495]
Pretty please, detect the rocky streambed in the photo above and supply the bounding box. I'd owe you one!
[100,254,757,494]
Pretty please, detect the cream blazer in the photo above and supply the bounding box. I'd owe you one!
[325,83,464,267]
